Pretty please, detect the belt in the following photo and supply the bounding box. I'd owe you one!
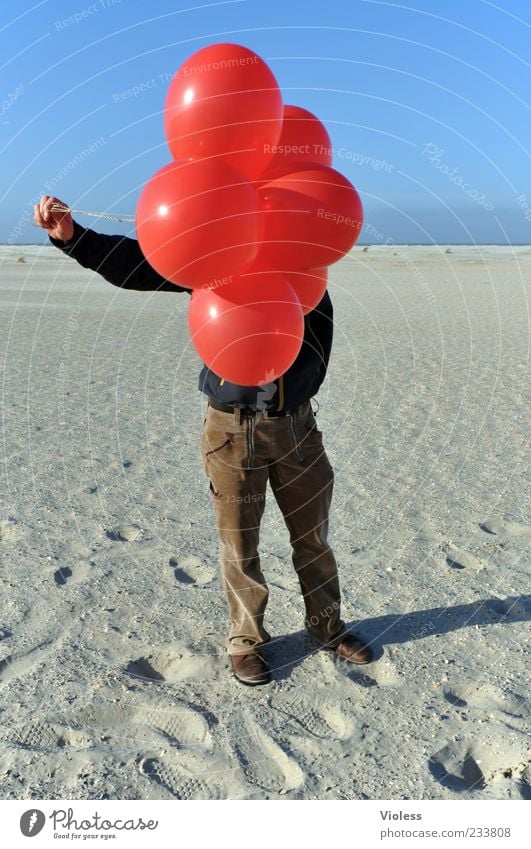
[208,397,292,417]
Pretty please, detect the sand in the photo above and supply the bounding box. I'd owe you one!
[0,243,529,800]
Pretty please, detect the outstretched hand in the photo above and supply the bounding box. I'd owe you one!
[34,195,74,241]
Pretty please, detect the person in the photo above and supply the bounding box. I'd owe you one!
[35,194,374,685]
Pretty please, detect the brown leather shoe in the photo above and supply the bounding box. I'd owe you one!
[230,653,272,685]
[333,634,374,665]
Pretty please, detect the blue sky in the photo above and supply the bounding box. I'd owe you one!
[1,0,530,244]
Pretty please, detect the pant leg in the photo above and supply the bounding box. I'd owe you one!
[200,407,271,656]
[267,403,347,647]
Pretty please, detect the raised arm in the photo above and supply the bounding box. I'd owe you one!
[34,195,190,294]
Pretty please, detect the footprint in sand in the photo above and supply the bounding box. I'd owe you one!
[442,544,485,572]
[54,566,72,586]
[276,697,362,765]
[429,740,488,792]
[142,703,213,749]
[484,595,530,620]
[126,643,219,683]
[230,707,304,795]
[67,701,224,798]
[0,639,54,685]
[0,721,60,750]
[0,720,92,751]
[429,732,529,795]
[480,519,531,540]
[139,755,219,799]
[107,525,143,542]
[362,656,402,688]
[68,702,140,729]
[270,692,356,741]
[443,683,529,721]
[61,702,170,756]
[53,562,92,587]
[317,649,401,688]
[169,555,215,586]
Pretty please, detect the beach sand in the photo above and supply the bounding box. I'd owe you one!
[0,243,529,800]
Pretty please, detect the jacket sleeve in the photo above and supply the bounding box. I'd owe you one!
[307,289,333,376]
[49,221,191,294]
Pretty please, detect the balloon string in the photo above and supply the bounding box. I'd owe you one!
[50,204,135,223]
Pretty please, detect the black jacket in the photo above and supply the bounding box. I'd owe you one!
[50,222,333,411]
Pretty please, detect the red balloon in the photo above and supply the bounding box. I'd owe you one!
[254,163,363,270]
[286,267,328,314]
[260,105,332,180]
[164,43,283,180]
[188,271,304,385]
[136,158,259,287]
[248,262,328,315]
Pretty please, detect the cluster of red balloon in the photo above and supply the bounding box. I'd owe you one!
[136,43,363,385]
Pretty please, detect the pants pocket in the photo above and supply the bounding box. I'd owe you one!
[301,404,322,436]
[204,433,235,457]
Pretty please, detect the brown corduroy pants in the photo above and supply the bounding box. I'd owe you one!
[199,401,347,656]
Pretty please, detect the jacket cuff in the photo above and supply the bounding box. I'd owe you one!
[49,220,87,254]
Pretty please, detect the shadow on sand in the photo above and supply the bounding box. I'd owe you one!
[265,594,530,682]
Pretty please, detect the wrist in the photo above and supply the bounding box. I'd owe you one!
[49,234,72,247]
[57,226,74,243]
[49,220,82,250]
